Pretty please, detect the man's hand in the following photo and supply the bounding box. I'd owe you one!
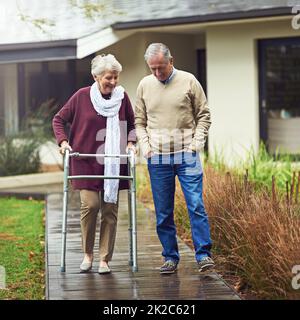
[59,140,73,155]
[145,150,154,159]
[185,146,196,153]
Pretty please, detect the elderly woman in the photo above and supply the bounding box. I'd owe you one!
[52,54,136,274]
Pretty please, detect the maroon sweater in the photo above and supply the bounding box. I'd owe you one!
[52,86,136,191]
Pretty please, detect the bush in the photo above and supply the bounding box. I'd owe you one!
[0,135,41,176]
[204,166,300,299]
[243,143,296,191]
[207,142,300,192]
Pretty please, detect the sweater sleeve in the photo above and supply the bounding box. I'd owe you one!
[52,92,77,146]
[188,77,211,152]
[124,93,137,143]
[134,82,152,157]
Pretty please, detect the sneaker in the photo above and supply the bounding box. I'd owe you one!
[80,261,92,273]
[198,256,215,272]
[80,254,93,273]
[160,260,178,274]
[98,265,111,274]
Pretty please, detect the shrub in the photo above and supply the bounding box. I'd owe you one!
[0,135,41,176]
[204,166,300,299]
[207,142,300,192]
[243,143,296,191]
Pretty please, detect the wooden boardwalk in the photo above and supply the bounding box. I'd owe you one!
[46,190,241,300]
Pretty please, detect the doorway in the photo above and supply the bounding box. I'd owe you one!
[197,49,208,152]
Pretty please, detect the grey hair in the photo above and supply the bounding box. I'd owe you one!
[144,43,172,62]
[91,54,122,76]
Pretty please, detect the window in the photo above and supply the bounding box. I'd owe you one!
[259,37,300,155]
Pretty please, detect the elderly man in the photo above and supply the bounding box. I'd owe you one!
[135,43,215,274]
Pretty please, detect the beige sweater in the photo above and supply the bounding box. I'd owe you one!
[135,70,211,156]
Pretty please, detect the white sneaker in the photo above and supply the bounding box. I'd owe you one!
[98,265,111,274]
[80,260,92,273]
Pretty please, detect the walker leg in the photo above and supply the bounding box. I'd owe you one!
[130,151,138,272]
[60,189,68,273]
[131,192,138,272]
[128,189,133,267]
[60,150,69,273]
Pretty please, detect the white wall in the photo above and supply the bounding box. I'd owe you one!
[206,19,300,164]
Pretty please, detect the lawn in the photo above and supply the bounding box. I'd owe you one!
[0,197,45,300]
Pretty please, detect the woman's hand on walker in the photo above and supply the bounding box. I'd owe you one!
[59,140,73,155]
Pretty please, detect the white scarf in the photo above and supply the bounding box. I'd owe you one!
[90,82,124,204]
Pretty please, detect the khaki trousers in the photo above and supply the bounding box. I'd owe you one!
[79,190,119,262]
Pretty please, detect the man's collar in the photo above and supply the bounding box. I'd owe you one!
[160,67,177,85]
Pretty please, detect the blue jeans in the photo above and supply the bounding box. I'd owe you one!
[147,152,212,263]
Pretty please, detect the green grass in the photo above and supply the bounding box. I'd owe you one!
[0,197,45,300]
[208,143,300,192]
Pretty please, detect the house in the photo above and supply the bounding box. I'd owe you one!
[0,0,299,163]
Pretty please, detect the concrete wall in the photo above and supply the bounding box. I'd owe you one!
[206,19,300,164]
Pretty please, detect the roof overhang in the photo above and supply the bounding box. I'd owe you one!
[112,7,293,30]
[76,27,135,59]
[0,39,77,64]
[0,27,135,64]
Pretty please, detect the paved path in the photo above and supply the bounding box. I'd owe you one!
[46,190,241,300]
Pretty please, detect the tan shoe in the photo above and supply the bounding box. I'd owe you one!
[80,261,92,273]
[98,265,111,274]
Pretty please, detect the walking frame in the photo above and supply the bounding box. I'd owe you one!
[60,149,138,273]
